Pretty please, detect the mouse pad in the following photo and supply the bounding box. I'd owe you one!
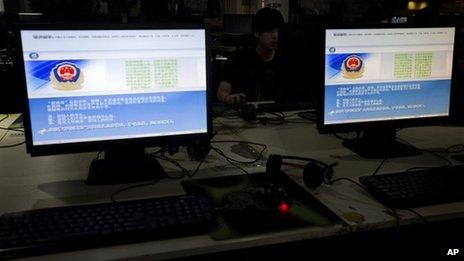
[230,142,261,160]
[182,173,343,240]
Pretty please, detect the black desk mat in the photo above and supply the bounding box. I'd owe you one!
[182,173,343,240]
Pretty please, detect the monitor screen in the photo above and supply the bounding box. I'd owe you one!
[323,26,455,126]
[390,16,408,24]
[19,28,208,147]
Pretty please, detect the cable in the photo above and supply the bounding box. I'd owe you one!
[267,111,286,124]
[445,144,464,154]
[0,127,25,132]
[333,133,348,141]
[213,148,251,176]
[0,114,8,123]
[240,105,287,125]
[294,111,317,123]
[0,124,25,132]
[0,114,24,132]
[154,150,205,179]
[275,155,338,169]
[189,159,205,178]
[211,144,264,165]
[223,115,240,120]
[406,166,430,172]
[0,128,9,143]
[252,111,286,125]
[210,140,267,164]
[0,115,25,145]
[285,110,316,124]
[407,208,428,223]
[110,179,160,203]
[327,177,366,189]
[210,146,254,187]
[372,156,389,176]
[0,141,26,148]
[284,119,315,124]
[95,151,103,161]
[211,140,267,147]
[155,155,189,178]
[283,111,302,118]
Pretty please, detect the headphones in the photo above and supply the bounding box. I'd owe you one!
[266,154,338,189]
[186,139,211,161]
[239,104,284,125]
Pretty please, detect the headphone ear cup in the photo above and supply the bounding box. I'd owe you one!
[303,162,325,189]
[186,139,211,161]
[241,104,257,122]
[266,154,283,180]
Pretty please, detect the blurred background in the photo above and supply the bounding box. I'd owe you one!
[1,0,463,110]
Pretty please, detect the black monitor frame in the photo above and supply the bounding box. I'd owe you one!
[317,23,459,134]
[15,24,213,157]
[316,23,459,158]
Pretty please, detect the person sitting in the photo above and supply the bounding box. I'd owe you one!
[217,7,288,107]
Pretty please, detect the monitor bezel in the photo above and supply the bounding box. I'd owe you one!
[317,23,460,134]
[15,23,213,156]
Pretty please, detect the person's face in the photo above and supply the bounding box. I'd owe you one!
[258,29,279,50]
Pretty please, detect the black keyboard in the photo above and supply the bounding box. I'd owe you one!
[0,195,217,259]
[359,165,464,209]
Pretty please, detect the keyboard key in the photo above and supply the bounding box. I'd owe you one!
[359,165,464,208]
[0,195,217,259]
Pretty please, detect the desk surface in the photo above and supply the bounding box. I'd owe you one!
[1,113,464,260]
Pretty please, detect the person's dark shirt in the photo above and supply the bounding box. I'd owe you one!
[222,48,287,102]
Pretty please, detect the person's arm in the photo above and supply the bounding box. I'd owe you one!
[217,81,232,103]
[217,81,246,107]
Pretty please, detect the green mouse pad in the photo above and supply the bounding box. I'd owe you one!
[182,173,343,240]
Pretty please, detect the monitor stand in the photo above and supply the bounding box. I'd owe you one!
[342,128,421,159]
[87,147,166,185]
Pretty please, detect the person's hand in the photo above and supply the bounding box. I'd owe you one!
[225,93,247,107]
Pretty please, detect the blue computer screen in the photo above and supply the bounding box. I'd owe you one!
[20,29,208,146]
[324,27,455,125]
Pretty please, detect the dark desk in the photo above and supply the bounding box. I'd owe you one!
[1,113,464,259]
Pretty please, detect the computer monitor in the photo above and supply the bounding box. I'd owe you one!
[318,25,458,158]
[389,16,408,24]
[16,25,211,184]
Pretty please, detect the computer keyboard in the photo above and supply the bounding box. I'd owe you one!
[359,165,464,209]
[0,194,217,258]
